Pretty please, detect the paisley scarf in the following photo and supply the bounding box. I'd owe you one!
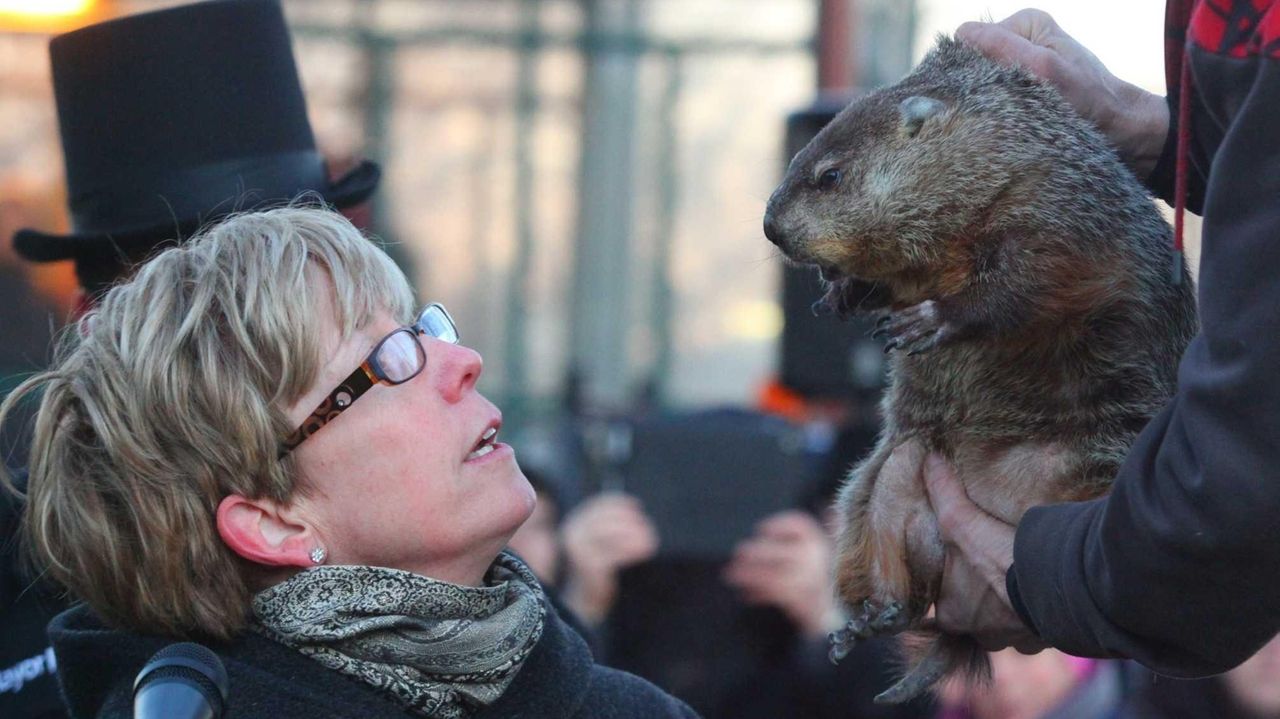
[251,552,545,718]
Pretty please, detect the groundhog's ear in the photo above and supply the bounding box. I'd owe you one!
[899,96,946,138]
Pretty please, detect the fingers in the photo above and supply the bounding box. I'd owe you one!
[754,509,825,541]
[728,537,803,570]
[595,523,659,563]
[957,20,1037,61]
[994,8,1060,42]
[957,8,1058,49]
[725,512,832,606]
[922,453,980,541]
[923,453,1017,602]
[752,506,814,534]
[562,492,659,569]
[936,551,1035,651]
[956,9,1076,88]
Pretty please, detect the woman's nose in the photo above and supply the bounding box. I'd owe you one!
[431,340,482,403]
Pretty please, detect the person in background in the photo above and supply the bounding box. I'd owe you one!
[505,469,567,583]
[715,446,934,719]
[0,3,382,718]
[1126,635,1280,719]
[559,493,661,628]
[3,206,697,718]
[937,651,1131,719]
[507,469,658,657]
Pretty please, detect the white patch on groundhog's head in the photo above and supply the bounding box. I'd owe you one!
[863,167,900,202]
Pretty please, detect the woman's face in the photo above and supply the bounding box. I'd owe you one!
[285,290,535,586]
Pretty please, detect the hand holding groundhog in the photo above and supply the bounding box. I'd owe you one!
[957,9,1168,177]
[923,454,1046,655]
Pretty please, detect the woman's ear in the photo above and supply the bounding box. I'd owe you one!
[216,495,318,568]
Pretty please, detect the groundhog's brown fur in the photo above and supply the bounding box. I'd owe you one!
[763,37,1198,703]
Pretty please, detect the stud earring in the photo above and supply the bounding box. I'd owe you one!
[309,547,327,565]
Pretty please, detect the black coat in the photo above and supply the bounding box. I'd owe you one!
[0,470,69,719]
[48,600,698,719]
[1007,0,1280,676]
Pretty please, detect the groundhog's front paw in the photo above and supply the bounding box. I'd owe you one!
[873,300,955,355]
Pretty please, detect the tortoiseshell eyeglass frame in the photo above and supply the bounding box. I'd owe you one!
[280,303,458,455]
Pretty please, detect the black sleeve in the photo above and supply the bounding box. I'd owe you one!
[1143,92,1208,214]
[1006,54,1280,677]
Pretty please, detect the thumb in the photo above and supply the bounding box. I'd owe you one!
[923,453,983,542]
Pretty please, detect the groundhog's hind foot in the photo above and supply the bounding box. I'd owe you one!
[828,599,909,663]
[873,647,949,705]
[874,300,957,355]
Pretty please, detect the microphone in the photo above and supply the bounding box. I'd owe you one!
[132,642,228,719]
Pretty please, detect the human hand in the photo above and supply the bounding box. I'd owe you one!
[560,492,659,624]
[923,453,1046,654]
[957,9,1169,177]
[723,510,840,639]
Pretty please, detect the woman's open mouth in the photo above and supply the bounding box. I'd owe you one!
[466,425,499,461]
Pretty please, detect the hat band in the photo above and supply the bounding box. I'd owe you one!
[68,150,329,235]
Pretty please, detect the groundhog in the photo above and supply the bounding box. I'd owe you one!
[762,37,1198,703]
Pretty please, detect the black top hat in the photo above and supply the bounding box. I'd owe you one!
[13,0,380,266]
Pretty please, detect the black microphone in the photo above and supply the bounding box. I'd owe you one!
[132,642,228,719]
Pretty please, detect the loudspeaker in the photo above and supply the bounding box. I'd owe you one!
[778,98,887,400]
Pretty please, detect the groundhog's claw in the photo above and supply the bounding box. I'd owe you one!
[828,600,908,664]
[877,300,954,355]
[810,299,833,317]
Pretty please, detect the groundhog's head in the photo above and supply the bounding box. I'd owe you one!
[764,37,1078,307]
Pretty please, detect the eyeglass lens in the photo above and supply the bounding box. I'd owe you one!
[377,332,424,383]
[419,305,458,344]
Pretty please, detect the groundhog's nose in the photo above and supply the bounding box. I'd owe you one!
[763,211,785,247]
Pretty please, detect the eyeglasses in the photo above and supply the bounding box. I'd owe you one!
[281,303,459,454]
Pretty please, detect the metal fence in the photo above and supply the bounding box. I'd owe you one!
[0,0,817,433]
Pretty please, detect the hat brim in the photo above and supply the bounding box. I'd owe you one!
[13,160,381,263]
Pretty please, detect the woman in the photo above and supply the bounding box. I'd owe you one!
[1,207,697,718]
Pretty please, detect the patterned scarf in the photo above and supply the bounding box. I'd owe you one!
[251,552,546,718]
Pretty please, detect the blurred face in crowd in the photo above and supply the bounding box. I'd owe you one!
[1224,635,1280,715]
[286,277,536,585]
[507,489,561,582]
[941,649,1079,719]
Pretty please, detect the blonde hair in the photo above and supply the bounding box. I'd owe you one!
[0,205,414,639]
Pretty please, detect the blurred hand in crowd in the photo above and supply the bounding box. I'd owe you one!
[723,510,841,639]
[956,9,1168,177]
[560,493,659,625]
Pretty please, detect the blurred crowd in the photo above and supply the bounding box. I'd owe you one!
[507,435,1280,719]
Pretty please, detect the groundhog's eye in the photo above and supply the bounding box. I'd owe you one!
[816,168,841,191]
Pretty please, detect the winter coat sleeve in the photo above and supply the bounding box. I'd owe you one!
[1143,93,1208,215]
[1006,50,1280,677]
